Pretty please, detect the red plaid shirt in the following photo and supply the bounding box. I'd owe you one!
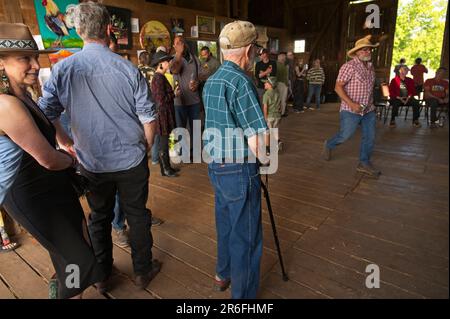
[336,58,376,114]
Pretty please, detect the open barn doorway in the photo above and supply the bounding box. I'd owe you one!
[390,0,448,82]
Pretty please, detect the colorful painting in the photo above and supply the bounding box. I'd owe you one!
[140,20,171,53]
[48,48,80,66]
[33,0,83,49]
[196,15,215,35]
[106,6,132,49]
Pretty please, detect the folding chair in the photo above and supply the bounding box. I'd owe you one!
[373,83,391,124]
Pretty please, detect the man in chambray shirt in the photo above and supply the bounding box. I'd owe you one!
[39,2,161,291]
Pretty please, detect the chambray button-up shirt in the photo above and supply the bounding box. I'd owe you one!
[39,43,157,173]
[203,61,268,161]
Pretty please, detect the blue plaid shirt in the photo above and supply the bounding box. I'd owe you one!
[203,61,268,161]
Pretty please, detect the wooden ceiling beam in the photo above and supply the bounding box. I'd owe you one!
[291,0,341,9]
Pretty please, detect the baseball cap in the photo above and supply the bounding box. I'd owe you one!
[262,76,277,88]
[219,20,258,50]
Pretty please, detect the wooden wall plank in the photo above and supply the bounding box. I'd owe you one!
[1,0,23,23]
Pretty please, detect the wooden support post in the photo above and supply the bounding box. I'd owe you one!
[240,0,248,20]
[339,0,350,66]
[440,0,449,77]
[284,0,294,36]
[226,0,231,18]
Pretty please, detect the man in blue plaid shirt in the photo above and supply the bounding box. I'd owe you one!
[202,20,268,299]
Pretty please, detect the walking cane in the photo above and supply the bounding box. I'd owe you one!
[261,173,289,282]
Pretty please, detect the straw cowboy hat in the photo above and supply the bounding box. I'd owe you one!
[347,34,379,58]
[0,22,56,54]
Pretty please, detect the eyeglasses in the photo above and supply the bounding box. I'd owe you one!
[361,47,373,52]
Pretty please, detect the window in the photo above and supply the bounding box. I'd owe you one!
[294,40,306,53]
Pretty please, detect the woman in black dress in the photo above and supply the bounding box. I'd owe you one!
[150,51,180,177]
[0,23,105,299]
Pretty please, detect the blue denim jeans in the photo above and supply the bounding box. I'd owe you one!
[151,135,160,163]
[306,84,322,108]
[326,110,376,165]
[175,103,201,153]
[111,193,125,231]
[208,162,263,299]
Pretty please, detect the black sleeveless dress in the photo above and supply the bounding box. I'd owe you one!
[3,96,105,299]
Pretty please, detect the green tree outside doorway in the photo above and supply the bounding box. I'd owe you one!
[392,0,447,75]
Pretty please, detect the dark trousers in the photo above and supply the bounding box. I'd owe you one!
[390,98,421,121]
[159,134,169,154]
[293,79,304,110]
[426,98,447,122]
[175,103,201,154]
[81,157,153,276]
[415,85,423,94]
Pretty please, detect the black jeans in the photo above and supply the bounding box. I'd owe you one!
[426,98,446,122]
[293,79,304,110]
[81,157,153,276]
[158,135,169,154]
[390,98,421,121]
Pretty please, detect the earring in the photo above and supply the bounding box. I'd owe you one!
[0,69,10,95]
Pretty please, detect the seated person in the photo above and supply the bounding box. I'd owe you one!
[424,67,449,128]
[388,65,422,128]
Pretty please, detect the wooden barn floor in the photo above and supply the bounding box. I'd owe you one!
[0,103,448,299]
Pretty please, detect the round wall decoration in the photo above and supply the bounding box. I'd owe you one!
[139,20,171,52]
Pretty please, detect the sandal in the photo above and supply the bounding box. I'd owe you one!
[0,241,19,253]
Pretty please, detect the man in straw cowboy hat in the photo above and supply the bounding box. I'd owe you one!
[322,35,381,177]
[202,20,268,299]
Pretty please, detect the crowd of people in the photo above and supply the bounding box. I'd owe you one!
[390,57,448,128]
[0,0,448,300]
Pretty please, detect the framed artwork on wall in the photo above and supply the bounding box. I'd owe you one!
[140,20,171,53]
[196,15,216,35]
[33,0,83,49]
[106,6,132,49]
